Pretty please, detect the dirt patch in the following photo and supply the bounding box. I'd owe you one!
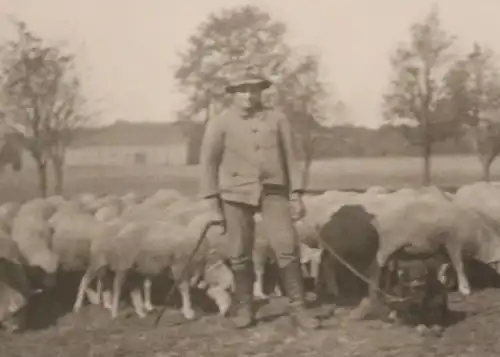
[1,289,500,357]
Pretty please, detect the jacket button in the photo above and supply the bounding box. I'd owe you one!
[255,145,260,150]
[232,172,239,177]
[252,128,258,133]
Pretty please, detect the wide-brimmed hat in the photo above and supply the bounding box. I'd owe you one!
[225,66,273,93]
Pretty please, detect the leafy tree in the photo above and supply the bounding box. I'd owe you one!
[175,5,331,186]
[175,5,290,119]
[0,20,89,196]
[383,6,457,185]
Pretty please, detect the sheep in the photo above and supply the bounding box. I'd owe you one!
[94,203,122,222]
[49,200,113,305]
[96,191,197,315]
[73,217,165,319]
[140,189,183,208]
[120,190,186,222]
[72,218,128,315]
[0,202,21,234]
[11,198,58,290]
[74,193,100,210]
[82,195,124,216]
[74,200,233,321]
[121,192,145,207]
[0,227,31,332]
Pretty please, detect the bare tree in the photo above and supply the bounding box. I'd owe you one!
[0,21,88,196]
[446,44,500,181]
[175,5,331,169]
[465,120,500,181]
[45,77,88,195]
[383,6,457,185]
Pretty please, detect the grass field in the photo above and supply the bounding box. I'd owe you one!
[2,155,500,203]
[2,155,500,357]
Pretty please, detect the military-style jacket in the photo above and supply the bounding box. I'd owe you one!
[199,105,303,206]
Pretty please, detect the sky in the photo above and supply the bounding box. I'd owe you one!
[0,0,499,128]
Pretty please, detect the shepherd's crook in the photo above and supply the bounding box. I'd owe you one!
[153,220,216,328]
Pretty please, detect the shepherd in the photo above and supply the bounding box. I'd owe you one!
[198,65,320,331]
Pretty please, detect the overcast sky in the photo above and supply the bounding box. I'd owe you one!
[0,0,499,128]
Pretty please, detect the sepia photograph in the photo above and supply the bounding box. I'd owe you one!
[0,0,500,356]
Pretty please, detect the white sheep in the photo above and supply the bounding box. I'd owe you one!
[120,190,185,221]
[50,202,118,308]
[74,193,100,209]
[140,189,183,208]
[0,202,21,234]
[81,195,123,216]
[121,192,145,207]
[74,202,232,321]
[11,198,58,289]
[72,217,127,316]
[94,203,123,222]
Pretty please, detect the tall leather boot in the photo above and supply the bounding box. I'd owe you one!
[229,262,257,329]
[280,258,320,330]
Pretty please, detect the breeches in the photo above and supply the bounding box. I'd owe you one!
[222,189,300,270]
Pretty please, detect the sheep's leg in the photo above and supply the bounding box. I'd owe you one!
[143,277,154,312]
[178,280,195,320]
[103,289,112,310]
[85,277,101,305]
[253,268,268,300]
[309,251,322,281]
[74,269,96,313]
[96,278,103,304]
[111,271,126,319]
[206,285,232,317]
[85,288,100,305]
[301,262,310,278]
[447,243,471,296]
[349,258,381,321]
[100,270,113,310]
[274,284,283,297]
[130,285,147,319]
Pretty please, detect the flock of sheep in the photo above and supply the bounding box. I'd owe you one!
[1,181,500,333]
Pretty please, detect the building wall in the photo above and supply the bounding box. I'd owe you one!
[20,144,189,167]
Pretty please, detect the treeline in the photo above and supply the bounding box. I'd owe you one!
[73,121,473,160]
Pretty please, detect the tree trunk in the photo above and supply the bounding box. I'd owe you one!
[187,106,211,166]
[51,154,65,195]
[481,160,491,182]
[422,141,432,186]
[301,157,313,191]
[479,153,495,182]
[36,160,48,198]
[301,144,315,191]
[187,127,204,165]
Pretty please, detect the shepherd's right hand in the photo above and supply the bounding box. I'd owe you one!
[204,196,226,231]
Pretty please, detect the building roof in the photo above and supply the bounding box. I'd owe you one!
[71,121,193,147]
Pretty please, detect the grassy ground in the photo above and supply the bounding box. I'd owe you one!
[2,155,500,202]
[2,155,500,356]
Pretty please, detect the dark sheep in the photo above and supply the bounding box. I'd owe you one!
[315,204,380,313]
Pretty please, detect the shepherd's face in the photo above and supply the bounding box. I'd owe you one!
[232,86,263,109]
